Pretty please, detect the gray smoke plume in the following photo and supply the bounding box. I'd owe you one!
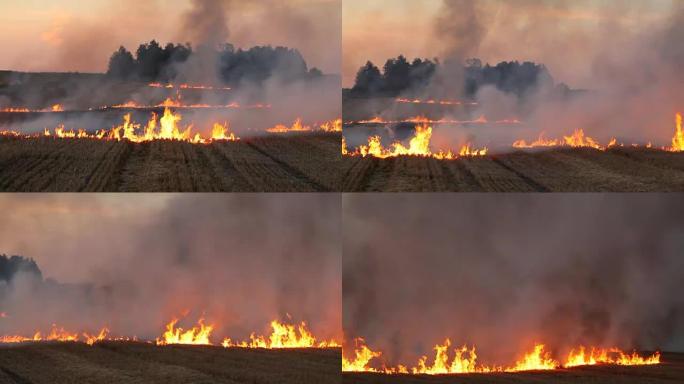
[343,194,684,366]
[0,194,341,343]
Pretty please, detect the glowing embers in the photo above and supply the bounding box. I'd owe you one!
[148,83,232,91]
[395,98,478,106]
[0,104,64,113]
[221,320,340,349]
[109,97,269,110]
[351,115,521,125]
[344,123,487,160]
[342,339,661,375]
[670,113,684,152]
[156,318,214,346]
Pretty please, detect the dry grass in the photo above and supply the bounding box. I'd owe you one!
[341,148,684,192]
[0,133,340,192]
[0,342,341,384]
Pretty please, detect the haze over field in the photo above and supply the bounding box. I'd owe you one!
[0,0,341,75]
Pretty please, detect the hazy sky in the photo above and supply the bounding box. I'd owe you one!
[0,0,340,75]
[343,0,676,87]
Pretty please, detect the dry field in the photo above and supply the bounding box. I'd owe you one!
[343,352,684,384]
[0,133,340,192]
[0,342,341,384]
[341,148,684,192]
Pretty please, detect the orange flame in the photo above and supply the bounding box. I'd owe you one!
[266,119,312,133]
[513,129,617,151]
[156,317,214,346]
[221,320,339,349]
[342,339,661,375]
[344,123,486,160]
[670,113,684,152]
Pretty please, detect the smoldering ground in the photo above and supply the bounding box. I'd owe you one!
[343,194,684,366]
[0,194,341,342]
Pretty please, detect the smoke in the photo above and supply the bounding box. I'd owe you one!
[0,194,341,343]
[182,0,231,48]
[345,1,683,150]
[343,194,684,365]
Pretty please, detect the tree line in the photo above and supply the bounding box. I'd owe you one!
[350,55,556,98]
[107,40,323,85]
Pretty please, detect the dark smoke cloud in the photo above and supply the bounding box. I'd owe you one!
[343,194,684,365]
[182,0,231,48]
[0,194,341,342]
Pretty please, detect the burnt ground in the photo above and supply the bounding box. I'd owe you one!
[0,133,340,192]
[341,148,684,192]
[343,352,684,384]
[0,342,341,384]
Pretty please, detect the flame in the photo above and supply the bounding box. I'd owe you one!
[156,317,214,346]
[345,123,486,159]
[342,339,661,375]
[221,320,339,349]
[565,347,661,367]
[266,118,312,133]
[513,129,617,151]
[670,113,684,152]
[148,83,231,91]
[319,118,343,132]
[395,98,478,106]
[351,115,519,125]
[29,108,239,144]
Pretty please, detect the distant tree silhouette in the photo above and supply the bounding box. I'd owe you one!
[0,254,42,283]
[106,40,318,86]
[349,55,555,98]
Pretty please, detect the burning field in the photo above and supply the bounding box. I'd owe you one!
[0,194,341,383]
[341,0,684,192]
[0,0,342,192]
[342,194,684,383]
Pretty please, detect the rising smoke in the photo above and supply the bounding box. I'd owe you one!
[343,194,684,365]
[0,194,341,342]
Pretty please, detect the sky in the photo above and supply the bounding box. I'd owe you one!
[0,0,340,75]
[343,0,676,87]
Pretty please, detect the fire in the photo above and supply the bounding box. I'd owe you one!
[156,317,214,346]
[319,118,343,132]
[670,113,684,152]
[0,325,105,344]
[344,123,487,160]
[342,339,661,375]
[33,107,239,143]
[266,118,312,133]
[221,320,339,349]
[565,347,661,367]
[83,328,110,346]
[107,97,270,110]
[351,115,520,125]
[0,105,64,113]
[148,83,231,91]
[513,129,617,151]
[395,98,478,106]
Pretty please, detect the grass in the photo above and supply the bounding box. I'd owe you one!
[0,342,341,384]
[341,148,684,192]
[0,133,341,192]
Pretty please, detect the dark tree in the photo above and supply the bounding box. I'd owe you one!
[0,254,42,283]
[352,61,383,94]
[106,47,136,79]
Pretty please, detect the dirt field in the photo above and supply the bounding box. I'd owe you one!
[341,148,684,192]
[0,133,340,192]
[344,352,684,384]
[0,342,341,384]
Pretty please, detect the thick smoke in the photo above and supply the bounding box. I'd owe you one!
[0,194,341,343]
[346,0,683,149]
[343,194,684,365]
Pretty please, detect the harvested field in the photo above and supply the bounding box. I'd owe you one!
[0,133,340,192]
[341,148,684,192]
[0,342,340,384]
[343,352,684,384]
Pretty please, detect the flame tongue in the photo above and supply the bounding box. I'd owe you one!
[156,318,214,346]
[342,339,661,374]
[222,320,339,349]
